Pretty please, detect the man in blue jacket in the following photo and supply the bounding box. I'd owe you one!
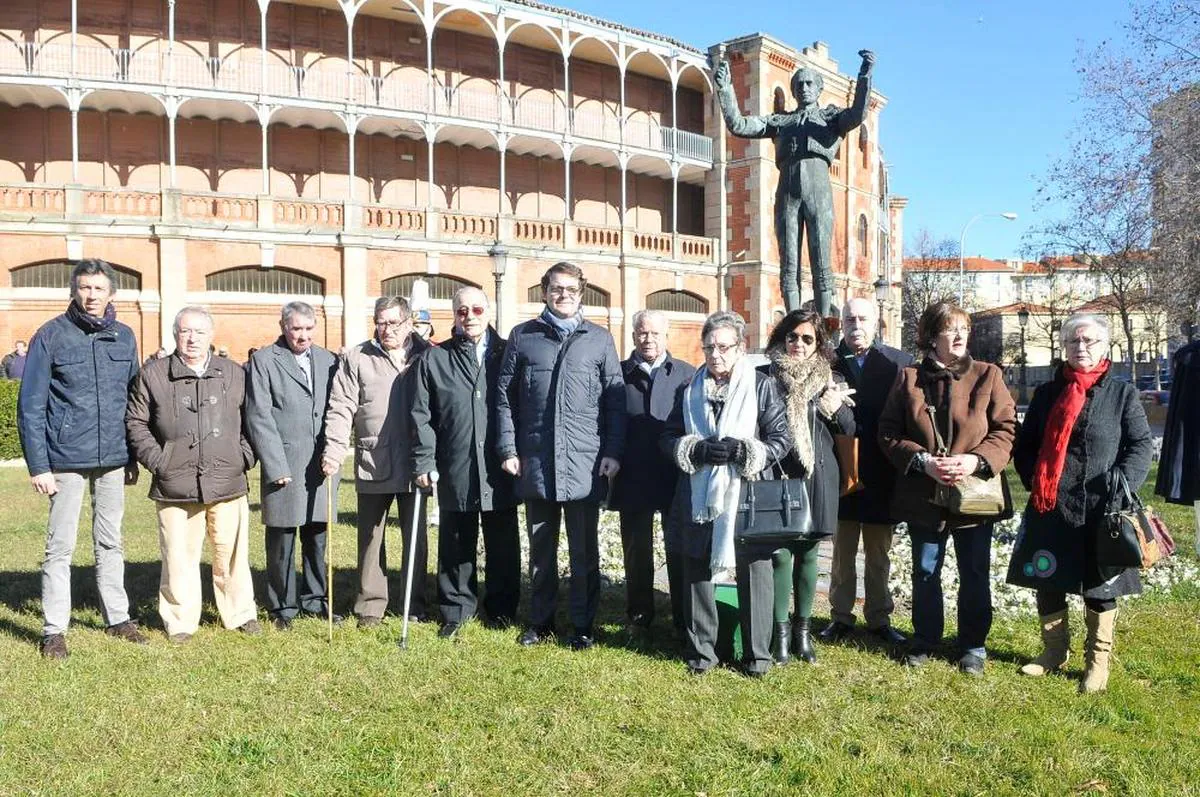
[496,262,626,650]
[17,259,146,659]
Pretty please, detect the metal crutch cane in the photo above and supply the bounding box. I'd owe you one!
[326,473,336,643]
[399,471,437,650]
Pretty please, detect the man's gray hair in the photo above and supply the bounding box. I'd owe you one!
[281,300,316,324]
[1060,313,1111,350]
[373,296,410,321]
[632,309,669,332]
[451,286,488,308]
[701,310,747,345]
[173,305,214,334]
[70,259,117,295]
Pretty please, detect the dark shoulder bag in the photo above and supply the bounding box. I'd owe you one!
[735,448,813,544]
[1097,470,1175,568]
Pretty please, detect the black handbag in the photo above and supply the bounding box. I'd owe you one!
[734,451,812,544]
[1096,470,1172,569]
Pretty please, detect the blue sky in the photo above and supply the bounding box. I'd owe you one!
[565,0,1134,261]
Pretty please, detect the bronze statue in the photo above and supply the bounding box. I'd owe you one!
[715,50,875,318]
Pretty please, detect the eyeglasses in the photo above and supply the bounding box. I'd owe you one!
[702,342,740,356]
[939,326,971,336]
[547,285,581,297]
[786,332,816,345]
[455,305,486,318]
[375,319,408,330]
[1066,337,1104,349]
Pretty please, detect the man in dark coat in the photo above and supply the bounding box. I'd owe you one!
[17,260,146,659]
[1,339,27,379]
[607,309,695,636]
[245,301,340,631]
[496,262,626,650]
[823,297,912,645]
[411,287,520,639]
[126,306,260,642]
[1156,338,1200,552]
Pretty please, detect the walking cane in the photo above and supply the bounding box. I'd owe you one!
[399,471,437,650]
[326,472,336,644]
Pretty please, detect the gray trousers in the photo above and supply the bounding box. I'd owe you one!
[265,522,328,620]
[353,491,428,620]
[684,547,774,674]
[42,468,131,636]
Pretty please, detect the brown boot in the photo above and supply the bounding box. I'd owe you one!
[1019,610,1070,676]
[1080,608,1117,694]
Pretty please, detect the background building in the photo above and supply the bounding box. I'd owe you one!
[0,0,903,362]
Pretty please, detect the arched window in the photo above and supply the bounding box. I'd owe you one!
[206,267,323,294]
[645,290,709,315]
[381,273,479,301]
[526,283,611,308]
[10,260,142,291]
[857,215,869,256]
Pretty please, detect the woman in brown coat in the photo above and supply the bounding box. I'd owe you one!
[878,302,1016,675]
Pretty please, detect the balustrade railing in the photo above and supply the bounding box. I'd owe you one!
[0,183,717,264]
[0,41,713,162]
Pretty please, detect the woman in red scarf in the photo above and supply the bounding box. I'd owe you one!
[1008,314,1153,693]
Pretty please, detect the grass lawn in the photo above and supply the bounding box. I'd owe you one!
[0,465,1198,796]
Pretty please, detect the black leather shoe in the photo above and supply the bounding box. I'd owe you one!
[958,654,985,677]
[438,622,462,640]
[272,616,293,631]
[868,624,908,645]
[818,620,853,642]
[568,632,595,651]
[483,615,514,630]
[904,650,930,668]
[792,617,817,664]
[301,610,345,626]
[518,626,553,646]
[772,620,791,665]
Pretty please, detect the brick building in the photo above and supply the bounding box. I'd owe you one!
[0,0,903,363]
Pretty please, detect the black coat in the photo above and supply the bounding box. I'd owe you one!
[1008,366,1153,600]
[661,370,793,561]
[758,363,856,540]
[832,341,913,524]
[411,329,517,513]
[1156,340,1200,504]
[608,354,696,512]
[494,315,626,502]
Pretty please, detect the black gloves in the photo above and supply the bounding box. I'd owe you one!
[690,437,745,468]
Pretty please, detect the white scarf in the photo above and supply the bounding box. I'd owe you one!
[683,358,758,570]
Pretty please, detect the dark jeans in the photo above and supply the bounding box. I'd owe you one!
[1036,590,1116,615]
[265,522,328,619]
[909,523,993,659]
[437,508,520,624]
[526,498,600,633]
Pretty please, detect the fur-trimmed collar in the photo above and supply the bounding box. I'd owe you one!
[768,349,831,475]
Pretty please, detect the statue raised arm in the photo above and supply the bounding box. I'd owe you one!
[713,50,876,318]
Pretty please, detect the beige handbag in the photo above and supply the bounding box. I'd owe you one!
[924,405,1007,517]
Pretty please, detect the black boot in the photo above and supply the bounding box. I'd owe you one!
[793,617,817,664]
[772,621,791,665]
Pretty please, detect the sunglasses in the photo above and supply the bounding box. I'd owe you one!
[455,305,486,318]
[786,332,816,345]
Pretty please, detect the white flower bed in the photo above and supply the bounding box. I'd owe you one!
[886,518,1200,619]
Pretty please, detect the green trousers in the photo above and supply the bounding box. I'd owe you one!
[772,539,821,622]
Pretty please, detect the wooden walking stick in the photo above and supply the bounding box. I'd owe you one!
[326,472,335,644]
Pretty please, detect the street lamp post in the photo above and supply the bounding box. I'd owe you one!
[958,211,1018,306]
[488,243,507,331]
[873,275,889,345]
[1017,304,1030,405]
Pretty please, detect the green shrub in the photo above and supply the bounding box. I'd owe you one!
[0,379,21,460]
